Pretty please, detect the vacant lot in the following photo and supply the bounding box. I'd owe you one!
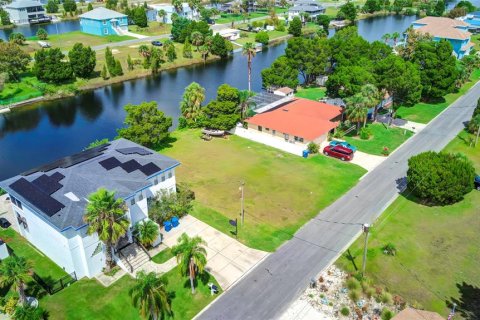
[162,129,366,251]
[336,130,480,317]
[129,22,171,36]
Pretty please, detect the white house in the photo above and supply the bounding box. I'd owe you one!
[4,0,48,25]
[149,3,197,24]
[215,28,240,40]
[288,0,325,21]
[0,139,179,279]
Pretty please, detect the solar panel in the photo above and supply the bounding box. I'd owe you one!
[49,172,65,182]
[99,157,121,170]
[116,147,152,156]
[250,92,286,110]
[9,178,65,217]
[121,159,142,173]
[139,162,161,176]
[32,174,63,195]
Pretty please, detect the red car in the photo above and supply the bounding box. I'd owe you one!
[323,145,354,161]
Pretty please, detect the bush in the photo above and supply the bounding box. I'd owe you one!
[0,188,5,196]
[240,31,249,38]
[382,146,390,156]
[275,20,286,31]
[360,127,371,140]
[380,291,393,304]
[36,28,48,40]
[365,287,376,298]
[381,308,394,320]
[382,243,397,256]
[255,31,269,45]
[340,306,350,316]
[307,142,319,154]
[178,116,188,129]
[407,151,476,205]
[349,289,361,302]
[346,277,361,291]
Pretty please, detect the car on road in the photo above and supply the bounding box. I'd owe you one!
[323,145,354,161]
[151,41,163,46]
[329,140,357,152]
[0,218,10,229]
[475,175,480,190]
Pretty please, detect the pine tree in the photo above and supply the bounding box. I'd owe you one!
[183,38,193,58]
[127,54,134,70]
[101,64,108,79]
[105,47,116,75]
[114,60,123,76]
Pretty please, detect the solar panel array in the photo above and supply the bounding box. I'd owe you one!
[99,157,121,170]
[139,162,161,176]
[249,92,286,110]
[32,174,63,195]
[121,159,142,173]
[9,178,65,216]
[116,147,152,156]
[99,157,161,176]
[49,172,65,182]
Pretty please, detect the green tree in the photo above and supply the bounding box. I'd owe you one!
[345,94,368,133]
[255,31,269,45]
[242,42,256,91]
[85,138,109,149]
[171,233,207,294]
[180,82,205,126]
[33,48,74,83]
[0,256,31,304]
[12,305,45,320]
[150,47,164,73]
[326,65,374,98]
[316,15,330,34]
[261,55,299,89]
[117,101,173,147]
[36,28,48,40]
[363,0,381,13]
[9,33,25,45]
[133,220,159,248]
[455,0,475,12]
[381,33,391,44]
[46,0,59,13]
[288,16,302,36]
[158,9,167,23]
[210,33,230,58]
[407,151,476,205]
[68,43,96,78]
[434,0,445,16]
[163,40,177,62]
[171,17,192,42]
[191,31,204,51]
[448,7,467,18]
[285,36,329,84]
[238,90,255,119]
[391,31,400,46]
[339,1,357,21]
[183,38,193,58]
[0,42,31,81]
[101,64,108,79]
[0,9,11,25]
[114,60,123,76]
[87,2,93,11]
[127,54,134,70]
[217,83,240,102]
[130,271,171,320]
[63,0,77,13]
[149,184,194,225]
[106,0,118,9]
[84,188,129,271]
[360,83,381,121]
[105,46,116,75]
[133,7,148,27]
[470,114,480,146]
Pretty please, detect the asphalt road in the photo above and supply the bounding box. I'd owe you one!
[197,82,480,320]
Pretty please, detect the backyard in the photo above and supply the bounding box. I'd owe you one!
[295,87,326,101]
[162,129,366,251]
[336,130,480,317]
[128,21,172,36]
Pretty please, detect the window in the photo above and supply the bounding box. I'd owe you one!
[154,178,158,185]
[294,136,304,143]
[103,20,107,25]
[138,193,144,201]
[16,212,28,231]
[11,196,22,209]
[272,130,276,136]
[258,126,263,132]
[265,128,270,131]
[104,28,108,34]
[130,198,136,206]
[161,175,166,182]
[168,171,172,179]
[284,133,289,141]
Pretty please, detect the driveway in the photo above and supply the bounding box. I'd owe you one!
[0,194,17,233]
[161,215,268,290]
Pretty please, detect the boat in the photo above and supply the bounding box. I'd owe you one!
[202,129,225,137]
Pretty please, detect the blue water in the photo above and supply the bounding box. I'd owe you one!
[0,20,80,40]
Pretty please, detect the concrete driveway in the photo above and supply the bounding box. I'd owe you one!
[0,194,17,233]
[161,215,268,290]
[350,151,386,172]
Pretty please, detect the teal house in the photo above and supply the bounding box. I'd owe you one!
[79,7,128,36]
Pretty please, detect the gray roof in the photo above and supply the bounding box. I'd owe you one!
[79,7,127,20]
[0,139,179,231]
[289,0,325,12]
[6,0,43,9]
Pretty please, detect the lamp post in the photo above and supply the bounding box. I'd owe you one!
[361,223,370,277]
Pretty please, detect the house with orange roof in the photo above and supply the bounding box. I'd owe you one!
[410,16,474,59]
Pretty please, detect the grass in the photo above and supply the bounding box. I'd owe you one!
[336,130,480,317]
[128,22,172,36]
[234,29,289,45]
[152,248,175,264]
[0,76,43,105]
[215,12,269,24]
[343,122,414,156]
[162,129,366,251]
[295,87,326,101]
[396,69,480,124]
[41,268,221,319]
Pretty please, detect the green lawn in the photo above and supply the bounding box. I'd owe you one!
[396,69,480,124]
[162,129,366,251]
[129,22,172,36]
[295,87,326,101]
[343,122,414,156]
[234,29,289,45]
[336,130,480,317]
[152,248,175,264]
[215,12,268,24]
[41,268,221,320]
[0,76,43,105]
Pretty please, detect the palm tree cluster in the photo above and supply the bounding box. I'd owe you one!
[345,84,381,134]
[381,32,400,46]
[130,271,171,320]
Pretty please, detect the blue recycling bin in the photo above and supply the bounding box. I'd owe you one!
[302,150,309,158]
[171,216,179,228]
[164,221,172,232]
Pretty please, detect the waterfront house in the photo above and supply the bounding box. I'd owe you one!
[149,3,197,24]
[0,139,179,278]
[79,7,128,36]
[409,16,474,59]
[460,11,480,33]
[4,0,48,25]
[288,0,325,21]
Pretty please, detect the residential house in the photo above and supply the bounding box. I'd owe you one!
[215,28,241,40]
[459,11,480,32]
[0,139,179,278]
[149,3,197,24]
[288,0,326,21]
[273,87,294,97]
[409,16,474,59]
[79,7,128,36]
[4,0,48,25]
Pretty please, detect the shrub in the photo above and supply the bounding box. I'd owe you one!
[340,306,350,316]
[360,127,371,140]
[382,146,390,156]
[365,287,376,299]
[346,277,361,291]
[36,28,48,40]
[2,297,18,315]
[349,289,361,302]
[333,130,345,138]
[382,243,397,256]
[407,151,476,205]
[275,20,286,31]
[381,308,394,320]
[307,142,319,154]
[240,31,249,38]
[255,31,269,45]
[0,188,5,196]
[381,291,393,304]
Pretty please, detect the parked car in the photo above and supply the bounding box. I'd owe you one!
[206,18,215,25]
[0,218,11,229]
[151,41,163,46]
[475,175,480,191]
[329,140,357,152]
[323,145,354,161]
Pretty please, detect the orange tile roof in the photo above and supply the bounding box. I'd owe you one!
[393,308,444,320]
[245,98,342,141]
[414,17,471,40]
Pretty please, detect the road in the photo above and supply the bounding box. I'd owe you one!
[197,82,480,320]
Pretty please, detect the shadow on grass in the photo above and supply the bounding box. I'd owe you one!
[447,282,480,319]
[182,272,212,290]
[156,136,178,151]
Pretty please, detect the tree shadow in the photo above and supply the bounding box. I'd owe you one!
[344,249,358,271]
[447,282,480,320]
[156,136,178,151]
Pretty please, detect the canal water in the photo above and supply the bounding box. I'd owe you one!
[0,14,444,179]
[0,20,80,41]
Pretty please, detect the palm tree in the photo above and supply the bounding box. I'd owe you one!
[0,256,32,304]
[138,45,150,58]
[180,82,206,123]
[242,42,256,92]
[360,84,381,123]
[172,0,183,13]
[199,45,209,64]
[84,188,130,271]
[130,271,171,320]
[345,94,368,134]
[191,31,204,52]
[187,0,200,14]
[391,31,400,46]
[238,90,256,119]
[133,220,159,248]
[472,114,480,146]
[381,33,391,45]
[13,305,45,320]
[157,9,167,24]
[171,233,207,294]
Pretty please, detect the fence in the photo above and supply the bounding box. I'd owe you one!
[32,271,78,295]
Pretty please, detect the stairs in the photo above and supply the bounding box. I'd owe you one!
[118,243,150,273]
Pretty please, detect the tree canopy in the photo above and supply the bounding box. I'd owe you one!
[68,43,96,78]
[33,48,74,83]
[0,42,31,81]
[288,16,302,36]
[261,55,299,89]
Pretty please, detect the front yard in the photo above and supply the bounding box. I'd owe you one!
[162,129,366,251]
[336,130,480,317]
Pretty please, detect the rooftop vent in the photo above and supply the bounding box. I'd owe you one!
[64,192,80,202]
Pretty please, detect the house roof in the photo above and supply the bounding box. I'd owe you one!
[289,0,324,12]
[392,308,444,320]
[413,17,471,40]
[0,139,179,231]
[275,87,294,95]
[79,7,127,20]
[6,0,43,9]
[245,98,342,141]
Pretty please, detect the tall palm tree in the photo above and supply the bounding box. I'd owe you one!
[171,233,207,294]
[172,0,183,13]
[187,0,200,14]
[191,31,204,52]
[345,94,368,134]
[381,33,391,45]
[180,82,206,123]
[157,9,167,24]
[360,84,381,123]
[130,271,171,320]
[238,90,256,119]
[133,220,159,248]
[84,188,130,271]
[242,42,256,92]
[13,305,45,320]
[391,31,400,46]
[0,256,32,304]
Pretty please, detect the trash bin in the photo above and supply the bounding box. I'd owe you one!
[302,150,309,158]
[164,221,172,232]
[171,216,179,228]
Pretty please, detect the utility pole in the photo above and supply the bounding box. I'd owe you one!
[361,223,370,277]
[239,181,245,226]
